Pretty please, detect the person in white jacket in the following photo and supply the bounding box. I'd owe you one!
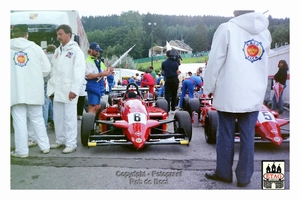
[10,24,51,157]
[47,24,86,154]
[203,10,271,187]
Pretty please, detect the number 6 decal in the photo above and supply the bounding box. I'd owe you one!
[128,113,146,124]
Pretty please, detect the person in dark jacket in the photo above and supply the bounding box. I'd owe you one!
[161,49,180,113]
[271,60,289,114]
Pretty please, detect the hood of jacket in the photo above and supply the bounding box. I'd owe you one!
[11,38,35,51]
[229,12,269,35]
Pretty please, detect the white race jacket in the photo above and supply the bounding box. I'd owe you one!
[47,41,85,104]
[203,12,272,112]
[10,38,51,106]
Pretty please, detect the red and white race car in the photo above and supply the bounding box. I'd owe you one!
[182,95,290,146]
[81,82,192,150]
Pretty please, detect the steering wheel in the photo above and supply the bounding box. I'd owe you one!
[124,82,143,100]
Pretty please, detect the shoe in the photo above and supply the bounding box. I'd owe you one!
[28,140,38,148]
[278,110,283,114]
[50,143,64,149]
[62,147,76,154]
[41,149,50,154]
[11,151,28,158]
[205,171,232,183]
[237,181,250,187]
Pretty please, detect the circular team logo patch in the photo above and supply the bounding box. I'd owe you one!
[13,51,29,67]
[243,39,265,63]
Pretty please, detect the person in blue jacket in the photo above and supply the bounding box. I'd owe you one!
[85,42,113,114]
[107,71,115,94]
[178,70,202,109]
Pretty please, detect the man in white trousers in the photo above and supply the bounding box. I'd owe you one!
[47,24,86,154]
[10,24,51,157]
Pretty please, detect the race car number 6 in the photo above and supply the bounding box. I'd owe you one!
[128,113,147,125]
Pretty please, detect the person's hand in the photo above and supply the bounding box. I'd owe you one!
[208,93,213,98]
[100,70,110,76]
[69,91,77,101]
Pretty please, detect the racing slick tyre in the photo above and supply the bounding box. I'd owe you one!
[81,112,96,146]
[182,97,190,112]
[204,110,218,144]
[173,111,192,142]
[155,98,168,113]
[188,98,200,117]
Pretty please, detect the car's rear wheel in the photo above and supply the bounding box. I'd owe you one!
[95,100,107,120]
[81,113,95,146]
[173,111,192,142]
[188,98,200,117]
[155,98,168,113]
[182,97,190,111]
[204,110,218,144]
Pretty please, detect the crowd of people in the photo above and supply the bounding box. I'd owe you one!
[10,10,288,188]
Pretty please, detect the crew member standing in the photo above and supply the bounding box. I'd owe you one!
[161,49,180,113]
[203,10,271,187]
[11,24,51,157]
[85,42,113,113]
[47,24,86,154]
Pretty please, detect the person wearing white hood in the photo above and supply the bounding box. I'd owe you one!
[10,24,51,157]
[203,10,271,187]
[47,24,86,154]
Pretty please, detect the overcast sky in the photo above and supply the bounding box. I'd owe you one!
[77,0,291,19]
[9,0,293,19]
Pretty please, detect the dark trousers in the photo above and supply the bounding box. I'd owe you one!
[77,96,86,116]
[165,77,179,112]
[216,111,258,184]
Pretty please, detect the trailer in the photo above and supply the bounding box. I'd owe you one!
[10,10,89,57]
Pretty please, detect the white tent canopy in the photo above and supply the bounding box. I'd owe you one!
[11,11,70,25]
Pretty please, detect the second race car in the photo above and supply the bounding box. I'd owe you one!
[182,95,289,147]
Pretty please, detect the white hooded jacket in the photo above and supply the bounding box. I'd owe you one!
[47,40,85,104]
[203,12,272,112]
[10,38,51,106]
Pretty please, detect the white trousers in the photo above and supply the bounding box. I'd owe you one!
[53,101,77,148]
[11,104,50,154]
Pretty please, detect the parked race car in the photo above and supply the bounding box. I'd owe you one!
[81,82,192,150]
[183,95,290,146]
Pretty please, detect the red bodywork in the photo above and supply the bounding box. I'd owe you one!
[99,98,168,149]
[197,96,289,146]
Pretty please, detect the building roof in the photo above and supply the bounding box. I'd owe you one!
[169,40,193,51]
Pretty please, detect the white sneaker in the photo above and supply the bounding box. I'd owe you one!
[50,143,64,149]
[28,140,38,148]
[62,147,76,154]
[41,149,50,154]
[11,151,28,158]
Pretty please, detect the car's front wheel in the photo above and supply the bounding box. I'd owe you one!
[204,110,218,144]
[173,111,192,142]
[81,112,95,146]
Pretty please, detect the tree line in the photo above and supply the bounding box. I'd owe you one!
[81,11,290,60]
